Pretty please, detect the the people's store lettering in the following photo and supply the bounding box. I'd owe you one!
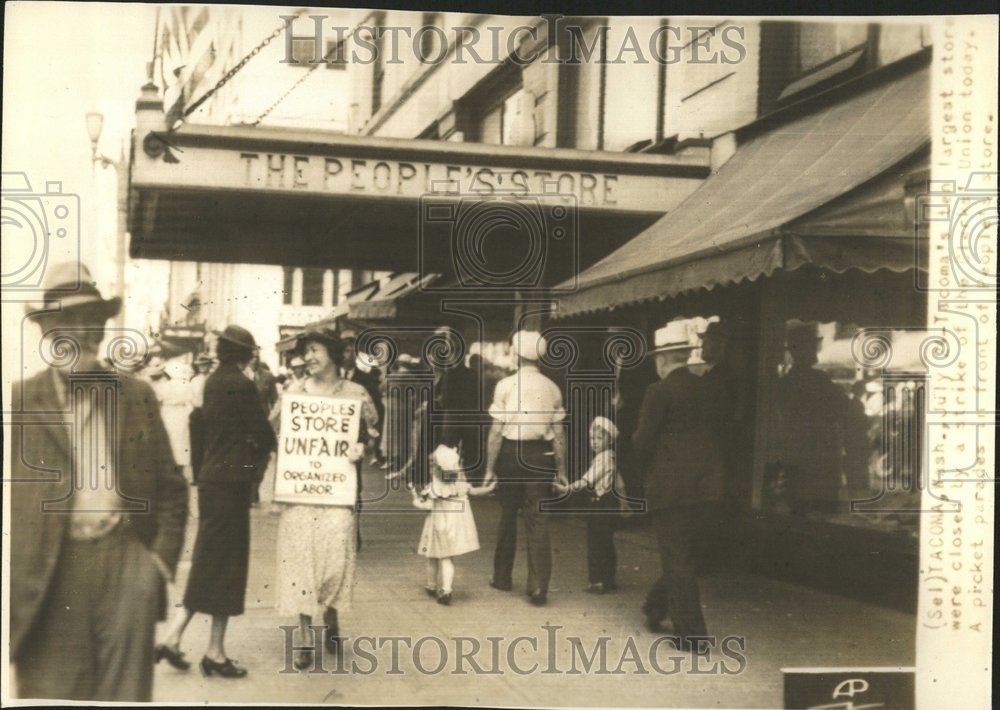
[239,152,618,205]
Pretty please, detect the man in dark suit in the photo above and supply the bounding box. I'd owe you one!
[341,330,384,463]
[695,320,746,571]
[632,321,724,648]
[9,262,189,701]
[698,320,745,507]
[774,322,860,514]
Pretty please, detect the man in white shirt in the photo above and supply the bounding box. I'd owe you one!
[483,330,567,605]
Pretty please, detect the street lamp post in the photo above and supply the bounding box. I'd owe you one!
[85,111,128,329]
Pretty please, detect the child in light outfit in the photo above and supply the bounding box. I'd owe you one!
[413,444,496,604]
[554,417,626,594]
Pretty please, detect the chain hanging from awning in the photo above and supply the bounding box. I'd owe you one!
[167,8,310,130]
[249,18,367,127]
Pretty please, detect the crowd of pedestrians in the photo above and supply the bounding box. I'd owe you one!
[10,260,870,702]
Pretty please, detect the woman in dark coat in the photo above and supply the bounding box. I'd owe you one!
[155,325,276,678]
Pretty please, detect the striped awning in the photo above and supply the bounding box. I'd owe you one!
[553,58,929,318]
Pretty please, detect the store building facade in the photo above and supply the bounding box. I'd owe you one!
[128,14,932,607]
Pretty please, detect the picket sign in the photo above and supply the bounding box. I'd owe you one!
[274,393,360,506]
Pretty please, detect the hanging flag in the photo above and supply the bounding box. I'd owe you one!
[156,5,242,125]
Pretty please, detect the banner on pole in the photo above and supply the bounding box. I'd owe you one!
[274,394,360,506]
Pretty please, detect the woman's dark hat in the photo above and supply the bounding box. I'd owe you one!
[296,323,343,354]
[25,262,122,321]
[213,325,258,351]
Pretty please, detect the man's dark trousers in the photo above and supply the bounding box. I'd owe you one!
[493,439,555,594]
[644,504,715,638]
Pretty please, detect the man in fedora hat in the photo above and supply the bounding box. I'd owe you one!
[773,321,862,514]
[483,330,567,606]
[9,262,189,701]
[632,321,724,648]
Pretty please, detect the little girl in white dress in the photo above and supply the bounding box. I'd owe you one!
[413,445,495,604]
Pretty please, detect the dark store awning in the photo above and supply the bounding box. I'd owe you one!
[553,61,929,318]
[347,273,441,321]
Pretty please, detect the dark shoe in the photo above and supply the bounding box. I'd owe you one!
[529,589,547,606]
[586,582,605,594]
[199,656,247,678]
[155,643,190,671]
[424,586,438,598]
[323,608,341,654]
[489,578,512,592]
[436,590,452,605]
[293,650,312,671]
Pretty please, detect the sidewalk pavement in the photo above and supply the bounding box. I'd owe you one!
[153,462,915,707]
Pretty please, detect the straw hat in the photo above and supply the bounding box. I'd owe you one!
[651,321,696,353]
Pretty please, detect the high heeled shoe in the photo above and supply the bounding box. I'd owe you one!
[155,643,190,671]
[199,656,247,678]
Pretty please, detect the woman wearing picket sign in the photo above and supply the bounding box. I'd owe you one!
[269,324,379,670]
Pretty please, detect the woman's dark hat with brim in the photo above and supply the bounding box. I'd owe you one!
[295,323,343,356]
[25,262,122,321]
[213,325,258,351]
